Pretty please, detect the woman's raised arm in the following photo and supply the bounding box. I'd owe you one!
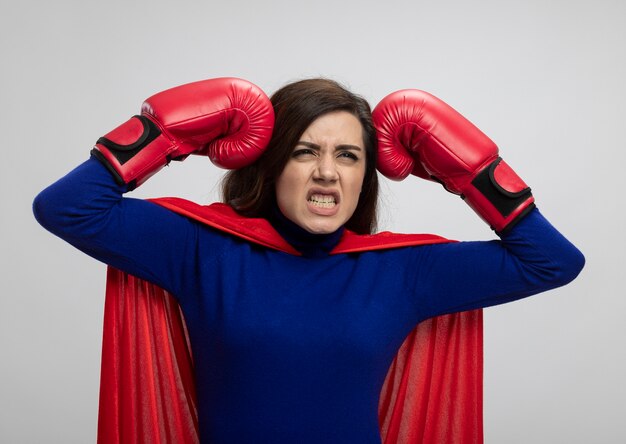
[33,78,274,295]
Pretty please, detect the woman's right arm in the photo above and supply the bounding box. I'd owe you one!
[33,77,275,295]
[33,156,200,295]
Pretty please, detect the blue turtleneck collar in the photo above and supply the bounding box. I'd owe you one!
[269,206,344,258]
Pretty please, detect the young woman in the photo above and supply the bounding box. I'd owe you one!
[33,77,584,443]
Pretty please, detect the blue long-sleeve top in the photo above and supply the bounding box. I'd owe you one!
[33,157,584,443]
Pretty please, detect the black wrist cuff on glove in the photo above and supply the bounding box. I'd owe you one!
[470,158,533,217]
[95,115,162,165]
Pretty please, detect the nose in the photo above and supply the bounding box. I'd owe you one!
[314,153,339,182]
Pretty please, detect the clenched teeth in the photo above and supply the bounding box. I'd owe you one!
[308,194,336,208]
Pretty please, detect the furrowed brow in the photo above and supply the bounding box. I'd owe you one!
[295,141,362,152]
[296,141,320,150]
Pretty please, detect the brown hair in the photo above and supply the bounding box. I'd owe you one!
[221,78,378,234]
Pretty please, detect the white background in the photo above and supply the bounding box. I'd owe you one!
[1,0,624,442]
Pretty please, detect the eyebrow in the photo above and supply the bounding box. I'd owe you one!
[296,141,363,152]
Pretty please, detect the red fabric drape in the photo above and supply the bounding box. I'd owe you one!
[98,268,199,444]
[98,267,482,444]
[378,310,483,443]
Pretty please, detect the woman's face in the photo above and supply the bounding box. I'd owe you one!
[275,111,366,234]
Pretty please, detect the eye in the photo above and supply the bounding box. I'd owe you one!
[292,148,316,158]
[337,151,359,161]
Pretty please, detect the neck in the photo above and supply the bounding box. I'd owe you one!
[269,206,344,258]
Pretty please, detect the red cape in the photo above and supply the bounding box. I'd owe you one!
[98,199,483,443]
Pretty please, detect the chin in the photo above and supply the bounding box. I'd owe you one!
[302,219,343,235]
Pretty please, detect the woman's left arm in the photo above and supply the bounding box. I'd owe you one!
[373,89,584,317]
[404,207,584,319]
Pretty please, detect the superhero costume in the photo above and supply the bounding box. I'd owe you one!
[98,198,481,444]
[33,158,584,443]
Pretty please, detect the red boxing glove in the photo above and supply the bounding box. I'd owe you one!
[92,77,274,189]
[373,89,535,234]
